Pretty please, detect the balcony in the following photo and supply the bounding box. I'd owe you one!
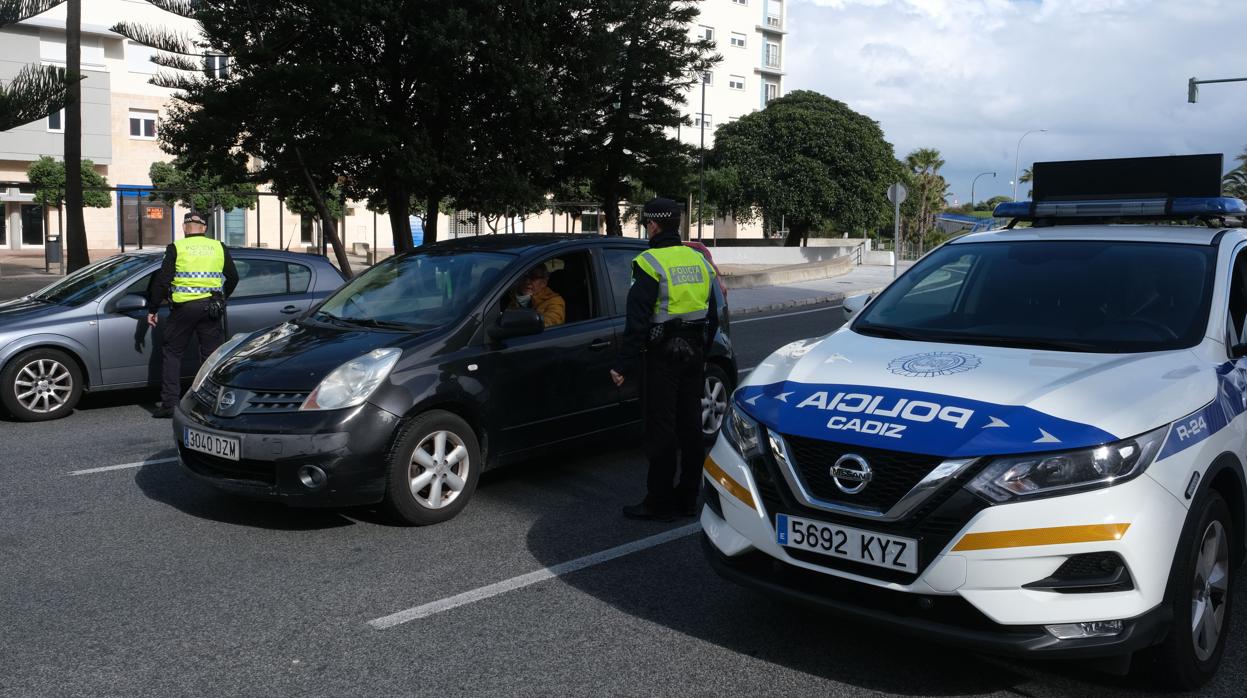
[758,14,785,34]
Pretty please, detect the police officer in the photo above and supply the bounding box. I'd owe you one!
[611,197,719,521]
[147,211,238,418]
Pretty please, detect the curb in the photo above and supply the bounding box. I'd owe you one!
[733,285,888,317]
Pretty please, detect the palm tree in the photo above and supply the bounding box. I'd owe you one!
[905,148,945,245]
[1018,167,1033,199]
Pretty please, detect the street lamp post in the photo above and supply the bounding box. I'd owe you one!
[697,71,707,241]
[1012,130,1046,201]
[970,171,996,208]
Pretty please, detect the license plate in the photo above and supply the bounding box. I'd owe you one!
[183,427,240,461]
[776,513,918,572]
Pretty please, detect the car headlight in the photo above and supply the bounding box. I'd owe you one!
[190,333,249,392]
[301,348,401,411]
[723,401,763,458]
[966,426,1168,503]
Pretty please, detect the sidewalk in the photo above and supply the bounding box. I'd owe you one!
[729,263,910,315]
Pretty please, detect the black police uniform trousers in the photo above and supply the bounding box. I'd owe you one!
[160,298,224,407]
[643,339,705,511]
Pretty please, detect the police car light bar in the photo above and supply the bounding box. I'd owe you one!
[993,196,1247,220]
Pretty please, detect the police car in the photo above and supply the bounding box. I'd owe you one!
[700,155,1246,688]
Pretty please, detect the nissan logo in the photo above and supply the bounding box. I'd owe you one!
[831,454,872,494]
[217,390,237,411]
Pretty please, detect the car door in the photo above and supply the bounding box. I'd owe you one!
[225,256,317,335]
[95,265,164,386]
[601,245,646,417]
[488,249,623,457]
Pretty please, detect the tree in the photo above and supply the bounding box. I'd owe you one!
[148,159,257,215]
[0,2,73,130]
[121,0,588,253]
[903,148,947,249]
[556,1,717,236]
[26,156,111,208]
[1018,166,1033,198]
[1223,148,1247,200]
[707,90,899,246]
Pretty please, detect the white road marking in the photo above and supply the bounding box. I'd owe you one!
[738,365,756,376]
[68,457,178,476]
[368,522,701,629]
[733,304,843,325]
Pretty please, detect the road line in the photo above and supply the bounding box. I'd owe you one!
[368,522,701,629]
[733,304,842,324]
[738,365,756,376]
[68,457,178,476]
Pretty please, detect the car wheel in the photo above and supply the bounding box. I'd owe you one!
[382,410,482,525]
[702,363,731,445]
[0,348,83,422]
[1137,490,1233,690]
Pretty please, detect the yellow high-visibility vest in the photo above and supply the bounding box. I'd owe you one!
[633,246,714,323]
[170,235,225,304]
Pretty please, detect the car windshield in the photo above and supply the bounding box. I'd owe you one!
[853,240,1217,353]
[30,255,154,307]
[315,249,512,330]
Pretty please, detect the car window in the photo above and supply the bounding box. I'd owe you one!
[1228,248,1247,345]
[855,240,1218,353]
[233,259,312,298]
[603,248,639,316]
[30,255,153,307]
[498,251,597,326]
[120,272,154,299]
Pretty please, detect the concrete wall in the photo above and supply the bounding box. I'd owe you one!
[709,239,871,266]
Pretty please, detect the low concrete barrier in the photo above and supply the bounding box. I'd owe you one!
[721,254,853,289]
[709,243,865,266]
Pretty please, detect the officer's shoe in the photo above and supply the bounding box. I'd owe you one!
[152,405,174,419]
[622,500,676,522]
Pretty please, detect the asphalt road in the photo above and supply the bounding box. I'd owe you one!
[1,303,1244,697]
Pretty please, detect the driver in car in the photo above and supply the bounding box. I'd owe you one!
[509,264,565,327]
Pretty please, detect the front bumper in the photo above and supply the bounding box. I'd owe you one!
[701,434,1190,657]
[174,393,401,507]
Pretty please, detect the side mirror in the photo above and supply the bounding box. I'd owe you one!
[114,293,147,312]
[843,293,873,320]
[1232,343,1247,359]
[488,308,544,342]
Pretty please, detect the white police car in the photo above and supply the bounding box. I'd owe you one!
[700,155,1246,688]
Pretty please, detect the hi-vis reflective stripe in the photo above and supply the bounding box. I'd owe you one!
[174,271,226,279]
[951,523,1131,552]
[704,455,755,510]
[171,285,221,294]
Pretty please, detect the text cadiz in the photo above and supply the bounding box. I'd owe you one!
[795,391,973,439]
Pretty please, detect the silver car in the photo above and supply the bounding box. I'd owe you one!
[0,248,345,421]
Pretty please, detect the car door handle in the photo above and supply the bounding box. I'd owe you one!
[588,338,612,351]
[280,305,301,314]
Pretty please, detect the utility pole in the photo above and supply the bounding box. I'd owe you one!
[1012,130,1046,200]
[697,71,707,241]
[970,172,995,208]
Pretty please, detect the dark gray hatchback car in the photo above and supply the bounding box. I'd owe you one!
[0,248,344,421]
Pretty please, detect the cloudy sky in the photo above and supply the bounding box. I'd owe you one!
[785,0,1247,204]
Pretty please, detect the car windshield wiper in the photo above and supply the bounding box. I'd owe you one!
[336,316,421,331]
[925,332,1099,352]
[852,323,926,341]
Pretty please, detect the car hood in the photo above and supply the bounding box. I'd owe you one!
[737,327,1214,458]
[212,320,425,391]
[0,297,67,328]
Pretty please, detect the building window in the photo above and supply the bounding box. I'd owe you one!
[204,53,229,79]
[729,75,745,90]
[767,0,783,28]
[47,109,63,132]
[765,82,779,103]
[129,109,157,139]
[732,0,747,5]
[698,25,714,42]
[693,113,712,129]
[730,32,747,48]
[765,42,781,68]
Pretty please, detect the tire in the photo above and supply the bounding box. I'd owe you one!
[701,363,731,446]
[381,410,482,525]
[1136,491,1234,690]
[0,348,84,422]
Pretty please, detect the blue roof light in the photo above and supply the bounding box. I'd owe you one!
[993,196,1246,220]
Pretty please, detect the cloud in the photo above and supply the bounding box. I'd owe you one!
[786,0,1247,203]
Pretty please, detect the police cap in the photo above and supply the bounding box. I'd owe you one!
[184,210,208,226]
[642,198,681,230]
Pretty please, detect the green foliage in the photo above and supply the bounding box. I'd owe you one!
[0,0,62,26]
[0,63,73,132]
[26,156,111,207]
[707,90,899,244]
[284,186,344,219]
[148,159,257,212]
[1223,148,1247,200]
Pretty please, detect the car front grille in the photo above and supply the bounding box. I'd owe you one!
[244,391,309,413]
[780,434,946,512]
[746,443,989,584]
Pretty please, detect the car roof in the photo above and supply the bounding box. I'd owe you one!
[951,224,1227,246]
[120,246,338,264]
[421,233,642,253]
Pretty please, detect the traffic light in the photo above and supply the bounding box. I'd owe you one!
[1188,77,1199,104]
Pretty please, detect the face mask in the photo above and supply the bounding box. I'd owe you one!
[515,294,532,307]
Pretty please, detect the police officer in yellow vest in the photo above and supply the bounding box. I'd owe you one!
[146,210,238,418]
[611,198,719,521]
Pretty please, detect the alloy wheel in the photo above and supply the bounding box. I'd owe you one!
[407,430,470,510]
[13,358,73,414]
[701,375,727,435]
[1191,519,1230,661]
